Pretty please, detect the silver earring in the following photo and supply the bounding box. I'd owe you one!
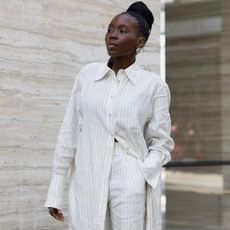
[136,47,142,54]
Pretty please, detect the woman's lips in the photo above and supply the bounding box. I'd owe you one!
[107,43,117,49]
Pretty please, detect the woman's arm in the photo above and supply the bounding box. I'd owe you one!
[140,81,174,189]
[44,69,83,210]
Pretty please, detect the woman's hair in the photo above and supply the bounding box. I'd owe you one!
[124,1,154,42]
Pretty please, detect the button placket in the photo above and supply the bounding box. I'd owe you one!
[107,75,120,137]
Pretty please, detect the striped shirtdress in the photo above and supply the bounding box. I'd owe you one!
[45,62,174,230]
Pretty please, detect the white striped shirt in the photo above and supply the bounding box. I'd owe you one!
[45,61,174,230]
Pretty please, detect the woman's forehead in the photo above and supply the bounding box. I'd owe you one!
[108,13,138,28]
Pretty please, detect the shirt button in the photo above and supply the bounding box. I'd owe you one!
[110,95,113,98]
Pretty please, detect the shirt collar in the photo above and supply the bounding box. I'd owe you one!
[94,60,141,86]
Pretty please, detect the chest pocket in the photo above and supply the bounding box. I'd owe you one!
[116,93,152,129]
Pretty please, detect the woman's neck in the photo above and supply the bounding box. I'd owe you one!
[109,56,136,75]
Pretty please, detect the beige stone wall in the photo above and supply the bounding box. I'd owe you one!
[0,1,160,229]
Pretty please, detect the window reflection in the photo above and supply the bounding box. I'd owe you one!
[162,0,230,229]
[171,118,203,161]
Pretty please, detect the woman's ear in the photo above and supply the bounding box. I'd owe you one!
[137,36,146,49]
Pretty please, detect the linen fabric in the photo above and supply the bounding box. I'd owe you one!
[107,141,146,230]
[71,141,146,230]
[44,61,174,230]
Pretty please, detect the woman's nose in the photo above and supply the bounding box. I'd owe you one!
[110,29,118,39]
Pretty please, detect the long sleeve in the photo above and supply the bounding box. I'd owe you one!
[44,70,82,209]
[139,82,174,189]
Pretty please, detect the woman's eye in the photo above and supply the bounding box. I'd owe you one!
[107,28,113,33]
[120,29,127,34]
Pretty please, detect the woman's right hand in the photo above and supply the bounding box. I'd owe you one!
[48,207,65,222]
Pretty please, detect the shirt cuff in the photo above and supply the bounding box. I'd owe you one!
[44,174,66,210]
[137,151,164,189]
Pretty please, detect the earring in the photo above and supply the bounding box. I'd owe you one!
[136,47,142,54]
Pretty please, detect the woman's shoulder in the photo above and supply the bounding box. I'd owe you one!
[139,67,168,88]
[75,62,106,83]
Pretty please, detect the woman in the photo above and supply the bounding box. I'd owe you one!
[45,2,174,230]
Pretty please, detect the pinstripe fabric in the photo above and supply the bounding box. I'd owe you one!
[44,61,174,230]
[108,141,146,230]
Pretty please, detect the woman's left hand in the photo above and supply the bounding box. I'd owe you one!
[48,207,65,222]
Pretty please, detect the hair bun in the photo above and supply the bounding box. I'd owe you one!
[126,1,154,31]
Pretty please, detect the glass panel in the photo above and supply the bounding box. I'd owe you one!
[164,166,230,230]
[165,0,222,162]
[162,0,230,229]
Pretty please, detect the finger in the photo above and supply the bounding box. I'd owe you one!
[49,209,59,220]
[49,209,65,222]
[56,212,65,221]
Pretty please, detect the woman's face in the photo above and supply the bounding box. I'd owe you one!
[105,13,145,58]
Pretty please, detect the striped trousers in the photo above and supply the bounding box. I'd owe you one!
[104,141,147,230]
